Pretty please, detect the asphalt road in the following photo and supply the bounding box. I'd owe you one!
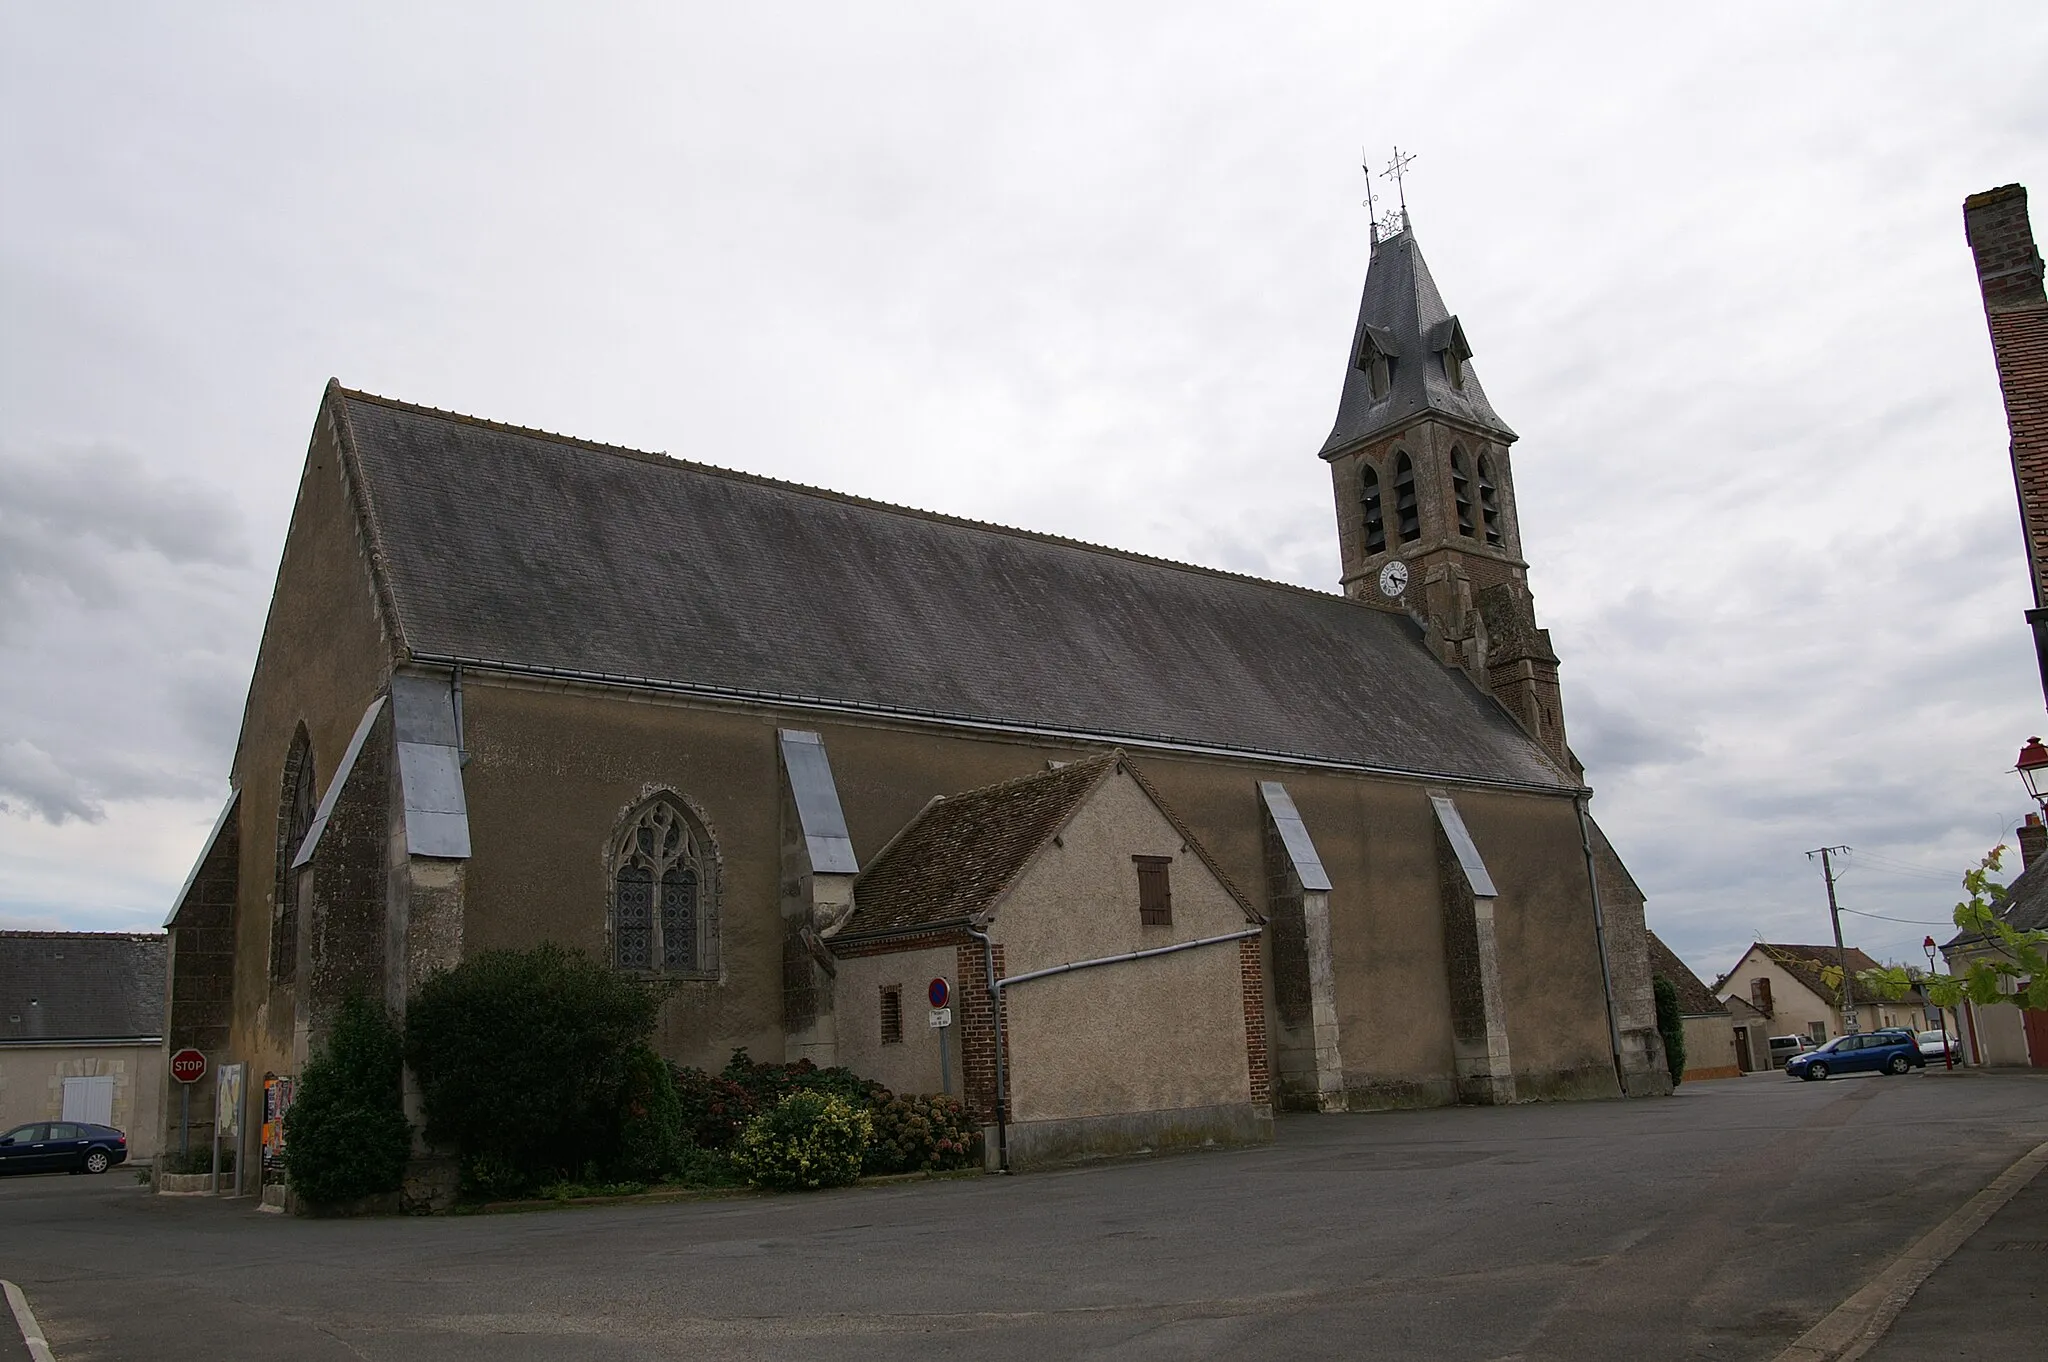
[2,1069,2043,1362]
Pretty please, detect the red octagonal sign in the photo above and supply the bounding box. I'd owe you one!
[170,1048,207,1084]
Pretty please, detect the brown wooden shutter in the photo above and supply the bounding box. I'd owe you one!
[880,985,903,1044]
[1135,856,1173,926]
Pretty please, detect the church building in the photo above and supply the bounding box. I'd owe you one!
[162,214,1669,1192]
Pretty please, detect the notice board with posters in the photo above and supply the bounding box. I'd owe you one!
[261,1074,293,1180]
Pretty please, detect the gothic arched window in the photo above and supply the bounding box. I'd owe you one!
[1477,453,1504,546]
[1450,447,1476,538]
[1360,464,1387,555]
[271,726,315,984]
[1393,452,1421,544]
[611,796,717,977]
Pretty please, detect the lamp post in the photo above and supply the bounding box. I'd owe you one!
[1923,935,1954,1071]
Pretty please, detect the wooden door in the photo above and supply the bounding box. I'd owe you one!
[2024,1008,2048,1069]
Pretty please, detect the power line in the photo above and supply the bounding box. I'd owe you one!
[1836,905,1957,927]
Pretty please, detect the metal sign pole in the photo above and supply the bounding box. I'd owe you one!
[180,1084,189,1160]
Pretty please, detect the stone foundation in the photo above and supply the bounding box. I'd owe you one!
[993,1102,1272,1171]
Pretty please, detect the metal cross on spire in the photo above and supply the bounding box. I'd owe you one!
[1360,148,1381,242]
[1380,146,1416,234]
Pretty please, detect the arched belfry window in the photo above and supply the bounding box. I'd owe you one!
[1360,464,1387,555]
[271,725,315,984]
[1450,447,1476,538]
[611,795,718,977]
[1393,452,1421,544]
[1477,454,1503,546]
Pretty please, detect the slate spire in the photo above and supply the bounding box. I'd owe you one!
[1319,222,1515,459]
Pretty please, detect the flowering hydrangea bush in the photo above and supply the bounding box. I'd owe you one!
[866,1093,981,1174]
[730,1091,873,1191]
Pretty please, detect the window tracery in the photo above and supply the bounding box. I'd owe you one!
[611,796,716,976]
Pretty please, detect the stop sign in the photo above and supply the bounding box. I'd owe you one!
[170,1048,207,1084]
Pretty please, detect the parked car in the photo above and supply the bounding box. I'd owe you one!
[1767,1035,1816,1068]
[1916,1029,1964,1064]
[1785,1030,1926,1081]
[0,1122,129,1175]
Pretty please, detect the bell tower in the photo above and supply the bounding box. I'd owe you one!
[1319,219,1573,771]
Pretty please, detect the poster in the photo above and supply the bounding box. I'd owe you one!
[261,1073,294,1178]
[216,1063,244,1139]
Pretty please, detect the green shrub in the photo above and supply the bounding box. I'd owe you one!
[158,1146,236,1176]
[1653,975,1686,1087]
[730,1091,872,1191]
[615,1044,685,1181]
[671,1049,886,1151]
[284,993,412,1205]
[671,1066,761,1150]
[866,1092,981,1175]
[403,944,665,1194]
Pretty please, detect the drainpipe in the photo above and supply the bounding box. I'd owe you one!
[965,923,1009,1173]
[450,664,470,768]
[1574,794,1628,1094]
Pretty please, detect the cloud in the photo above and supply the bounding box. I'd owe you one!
[0,739,102,824]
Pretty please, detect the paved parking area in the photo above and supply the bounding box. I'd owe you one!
[1,1070,2043,1361]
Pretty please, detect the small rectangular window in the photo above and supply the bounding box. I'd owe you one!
[1135,856,1173,926]
[880,986,903,1045]
[1809,1021,1827,1043]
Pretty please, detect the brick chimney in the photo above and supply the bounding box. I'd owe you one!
[1964,185,2048,701]
[2020,811,2048,870]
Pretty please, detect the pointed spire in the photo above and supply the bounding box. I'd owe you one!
[1319,225,1515,459]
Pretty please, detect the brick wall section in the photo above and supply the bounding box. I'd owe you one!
[1239,935,1270,1107]
[953,941,1008,1123]
[1965,185,2048,609]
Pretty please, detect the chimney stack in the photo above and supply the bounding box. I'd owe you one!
[1964,185,2048,702]
[2020,811,2047,870]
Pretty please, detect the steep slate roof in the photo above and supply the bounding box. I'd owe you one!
[1646,930,1726,1017]
[1320,224,1515,457]
[327,385,1569,791]
[1756,942,1891,1007]
[0,932,166,1043]
[840,751,1256,941]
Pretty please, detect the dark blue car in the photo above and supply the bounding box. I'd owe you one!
[1785,1029,1925,1081]
[0,1121,129,1175]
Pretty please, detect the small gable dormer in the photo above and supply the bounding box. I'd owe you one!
[1428,316,1472,391]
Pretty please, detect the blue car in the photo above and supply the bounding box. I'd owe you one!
[1785,1030,1925,1081]
[0,1121,130,1175]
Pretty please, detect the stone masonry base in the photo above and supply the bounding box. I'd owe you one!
[990,1101,1274,1171]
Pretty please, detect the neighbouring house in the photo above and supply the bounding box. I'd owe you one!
[1713,943,1926,1047]
[1,931,167,1160]
[1723,994,1774,1072]
[833,751,1270,1169]
[161,212,1673,1204]
[1646,931,1739,1081]
[1944,813,2048,1068]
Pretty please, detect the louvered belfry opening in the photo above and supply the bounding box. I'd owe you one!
[1451,447,1475,538]
[1477,454,1503,545]
[1393,452,1420,543]
[1361,464,1387,554]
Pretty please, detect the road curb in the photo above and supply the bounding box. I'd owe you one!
[3,1280,56,1362]
[1770,1137,2048,1362]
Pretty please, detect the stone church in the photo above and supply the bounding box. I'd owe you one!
[162,216,1668,1184]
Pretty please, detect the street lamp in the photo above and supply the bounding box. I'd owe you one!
[1923,935,1954,1070]
[2016,737,2048,806]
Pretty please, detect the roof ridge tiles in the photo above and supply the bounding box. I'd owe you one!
[0,929,167,941]
[331,383,1346,605]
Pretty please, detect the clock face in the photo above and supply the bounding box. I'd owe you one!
[1378,559,1409,598]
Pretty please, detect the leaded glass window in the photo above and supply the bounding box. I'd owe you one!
[612,797,714,975]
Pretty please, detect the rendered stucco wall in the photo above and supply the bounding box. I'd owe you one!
[0,1044,164,1159]
[833,944,961,1098]
[993,769,1254,1125]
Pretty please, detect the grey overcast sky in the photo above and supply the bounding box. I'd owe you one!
[3,4,2046,983]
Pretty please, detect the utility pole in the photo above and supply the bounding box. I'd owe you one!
[1806,846,1853,1033]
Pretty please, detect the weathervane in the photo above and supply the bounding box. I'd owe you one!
[1360,147,1415,241]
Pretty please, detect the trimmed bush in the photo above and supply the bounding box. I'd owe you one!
[672,1049,886,1151]
[1653,975,1686,1087]
[730,1091,872,1191]
[615,1044,685,1182]
[866,1092,980,1175]
[283,993,412,1205]
[403,944,665,1193]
